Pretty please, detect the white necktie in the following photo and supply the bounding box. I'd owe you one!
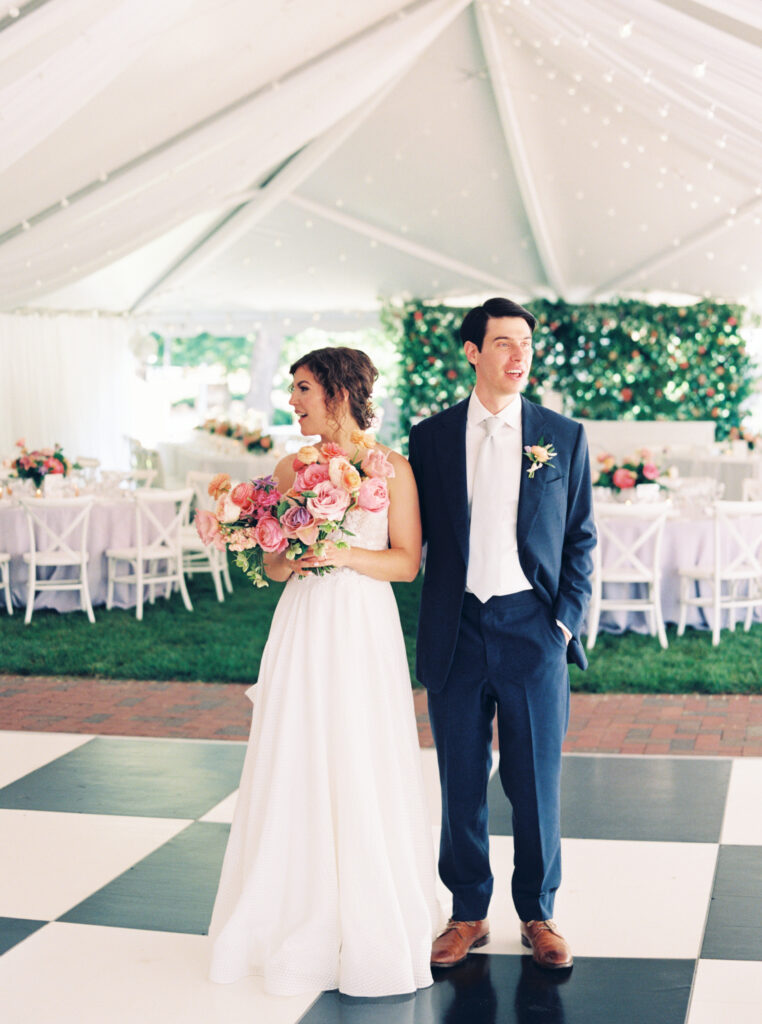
[467,416,503,603]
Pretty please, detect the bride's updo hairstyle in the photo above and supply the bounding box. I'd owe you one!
[290,347,378,431]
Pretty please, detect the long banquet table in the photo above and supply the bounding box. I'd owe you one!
[0,493,175,614]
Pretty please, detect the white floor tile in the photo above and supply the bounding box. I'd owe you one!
[0,730,93,788]
[0,922,317,1024]
[471,836,718,960]
[0,810,192,920]
[199,790,239,823]
[720,758,762,845]
[687,959,762,1024]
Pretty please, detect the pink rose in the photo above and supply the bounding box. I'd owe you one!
[230,481,257,515]
[319,442,346,463]
[306,480,351,522]
[280,504,319,546]
[360,448,395,479]
[294,462,330,492]
[612,468,636,489]
[195,509,221,546]
[642,463,659,481]
[255,515,288,553]
[15,438,25,448]
[357,477,390,513]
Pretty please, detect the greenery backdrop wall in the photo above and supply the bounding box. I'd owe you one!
[383,298,755,442]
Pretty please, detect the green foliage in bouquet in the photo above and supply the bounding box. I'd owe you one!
[384,298,755,442]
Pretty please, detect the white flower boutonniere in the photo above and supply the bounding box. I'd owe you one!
[524,437,557,479]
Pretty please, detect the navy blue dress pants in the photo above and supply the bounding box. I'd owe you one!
[427,589,570,923]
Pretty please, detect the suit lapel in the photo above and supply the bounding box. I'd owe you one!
[518,397,551,549]
[434,399,469,564]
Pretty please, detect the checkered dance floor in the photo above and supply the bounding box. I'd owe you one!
[1,730,760,1023]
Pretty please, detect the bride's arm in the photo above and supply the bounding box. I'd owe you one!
[261,455,297,582]
[297,451,422,583]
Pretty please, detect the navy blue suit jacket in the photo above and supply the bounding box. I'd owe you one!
[408,396,596,692]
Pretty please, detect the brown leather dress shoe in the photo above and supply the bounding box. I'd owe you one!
[520,920,573,970]
[431,918,490,967]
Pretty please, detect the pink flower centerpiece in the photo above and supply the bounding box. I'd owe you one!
[10,440,77,489]
[593,448,662,492]
[195,433,394,587]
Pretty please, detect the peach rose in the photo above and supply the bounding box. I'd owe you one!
[357,477,389,513]
[529,445,550,463]
[306,480,351,521]
[295,445,320,466]
[328,457,361,493]
[216,494,241,523]
[360,447,395,479]
[15,438,25,448]
[208,472,232,500]
[351,429,375,449]
[255,516,288,553]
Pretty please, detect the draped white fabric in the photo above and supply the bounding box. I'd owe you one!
[0,0,470,308]
[0,0,195,176]
[0,314,134,469]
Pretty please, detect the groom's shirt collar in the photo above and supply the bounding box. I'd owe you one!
[467,390,522,431]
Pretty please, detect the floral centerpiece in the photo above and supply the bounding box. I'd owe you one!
[195,430,395,587]
[197,418,273,453]
[593,449,661,491]
[9,439,77,489]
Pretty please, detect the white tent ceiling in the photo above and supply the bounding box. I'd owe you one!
[2,0,762,321]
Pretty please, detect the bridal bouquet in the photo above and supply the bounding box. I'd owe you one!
[10,439,77,489]
[195,431,395,587]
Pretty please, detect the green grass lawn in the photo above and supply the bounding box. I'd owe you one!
[1,569,760,693]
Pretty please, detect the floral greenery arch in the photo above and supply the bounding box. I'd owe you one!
[382,298,755,443]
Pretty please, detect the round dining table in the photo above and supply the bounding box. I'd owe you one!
[0,491,175,614]
[593,499,762,637]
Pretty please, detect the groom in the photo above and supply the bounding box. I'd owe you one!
[408,297,595,971]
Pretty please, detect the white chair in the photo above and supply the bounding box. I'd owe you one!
[0,552,12,615]
[742,477,762,502]
[123,469,157,489]
[19,496,96,625]
[587,503,669,650]
[181,471,232,601]
[677,500,762,646]
[106,488,194,621]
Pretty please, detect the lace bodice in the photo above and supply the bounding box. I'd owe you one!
[341,504,389,552]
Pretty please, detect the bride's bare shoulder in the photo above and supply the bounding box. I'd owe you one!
[273,454,296,490]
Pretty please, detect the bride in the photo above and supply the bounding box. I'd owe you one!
[208,346,441,998]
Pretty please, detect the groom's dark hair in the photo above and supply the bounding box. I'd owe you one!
[459,297,536,351]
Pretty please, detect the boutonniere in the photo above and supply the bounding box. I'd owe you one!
[524,438,557,478]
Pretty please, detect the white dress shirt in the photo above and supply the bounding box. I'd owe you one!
[466,391,532,597]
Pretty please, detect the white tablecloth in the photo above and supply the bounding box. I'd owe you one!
[595,505,762,636]
[157,441,278,487]
[0,495,173,613]
[667,453,762,500]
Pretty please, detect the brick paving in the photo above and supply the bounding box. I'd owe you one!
[1,676,761,755]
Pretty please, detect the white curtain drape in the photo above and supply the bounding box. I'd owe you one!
[0,313,134,469]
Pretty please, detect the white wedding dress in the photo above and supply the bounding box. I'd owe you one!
[208,505,441,998]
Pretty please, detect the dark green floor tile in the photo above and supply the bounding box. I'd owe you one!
[58,821,229,935]
[0,737,245,819]
[488,755,731,842]
[299,954,694,1024]
[702,845,762,960]
[0,917,47,956]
